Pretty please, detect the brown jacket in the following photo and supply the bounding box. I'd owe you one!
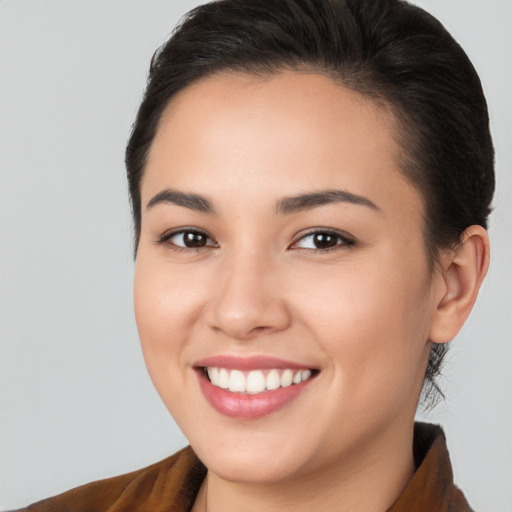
[11,423,473,512]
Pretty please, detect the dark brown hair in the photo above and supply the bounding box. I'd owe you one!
[125,0,494,404]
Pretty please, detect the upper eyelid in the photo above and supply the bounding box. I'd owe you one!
[161,226,210,237]
[291,227,354,242]
[156,226,216,244]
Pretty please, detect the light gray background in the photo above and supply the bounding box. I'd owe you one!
[0,0,510,510]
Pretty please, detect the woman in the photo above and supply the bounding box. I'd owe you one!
[11,0,494,510]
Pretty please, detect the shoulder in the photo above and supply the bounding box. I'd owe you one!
[9,446,206,512]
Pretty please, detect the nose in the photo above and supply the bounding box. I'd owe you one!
[205,250,291,341]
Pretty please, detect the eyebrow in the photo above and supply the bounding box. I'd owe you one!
[146,189,216,214]
[146,187,379,216]
[275,189,379,215]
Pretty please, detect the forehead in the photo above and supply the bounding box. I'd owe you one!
[142,71,422,221]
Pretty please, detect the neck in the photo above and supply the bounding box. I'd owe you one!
[198,420,416,512]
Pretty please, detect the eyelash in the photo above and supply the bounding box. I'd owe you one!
[155,228,355,253]
[155,228,218,252]
[290,229,356,253]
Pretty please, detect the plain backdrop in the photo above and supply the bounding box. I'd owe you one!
[0,0,511,510]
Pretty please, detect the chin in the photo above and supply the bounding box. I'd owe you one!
[188,427,313,484]
[201,448,306,484]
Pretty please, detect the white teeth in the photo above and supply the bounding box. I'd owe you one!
[207,367,219,383]
[218,368,230,389]
[246,370,266,394]
[206,366,315,393]
[228,370,246,392]
[301,369,312,381]
[280,369,293,388]
[266,369,281,391]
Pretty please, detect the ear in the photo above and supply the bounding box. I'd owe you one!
[429,225,490,344]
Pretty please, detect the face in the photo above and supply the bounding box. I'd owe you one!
[134,71,440,484]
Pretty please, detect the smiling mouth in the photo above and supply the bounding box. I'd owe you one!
[203,367,317,394]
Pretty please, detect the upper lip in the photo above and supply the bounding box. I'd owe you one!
[193,355,317,371]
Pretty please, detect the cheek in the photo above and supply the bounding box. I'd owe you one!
[133,257,202,373]
[292,254,433,396]
[133,257,209,426]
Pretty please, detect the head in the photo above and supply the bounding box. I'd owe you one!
[126,0,494,405]
[127,0,493,489]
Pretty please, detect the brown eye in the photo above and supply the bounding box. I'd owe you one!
[311,233,338,249]
[182,231,208,247]
[165,229,217,249]
[292,230,355,251]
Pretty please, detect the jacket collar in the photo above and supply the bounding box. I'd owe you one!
[387,422,473,511]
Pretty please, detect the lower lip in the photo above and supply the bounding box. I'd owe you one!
[197,370,315,419]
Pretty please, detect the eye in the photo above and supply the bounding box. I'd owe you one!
[157,228,218,250]
[291,230,355,251]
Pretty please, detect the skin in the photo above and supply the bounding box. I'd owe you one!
[134,71,489,512]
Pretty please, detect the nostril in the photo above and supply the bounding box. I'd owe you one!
[251,325,272,333]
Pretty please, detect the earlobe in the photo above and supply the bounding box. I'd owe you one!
[429,225,490,344]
